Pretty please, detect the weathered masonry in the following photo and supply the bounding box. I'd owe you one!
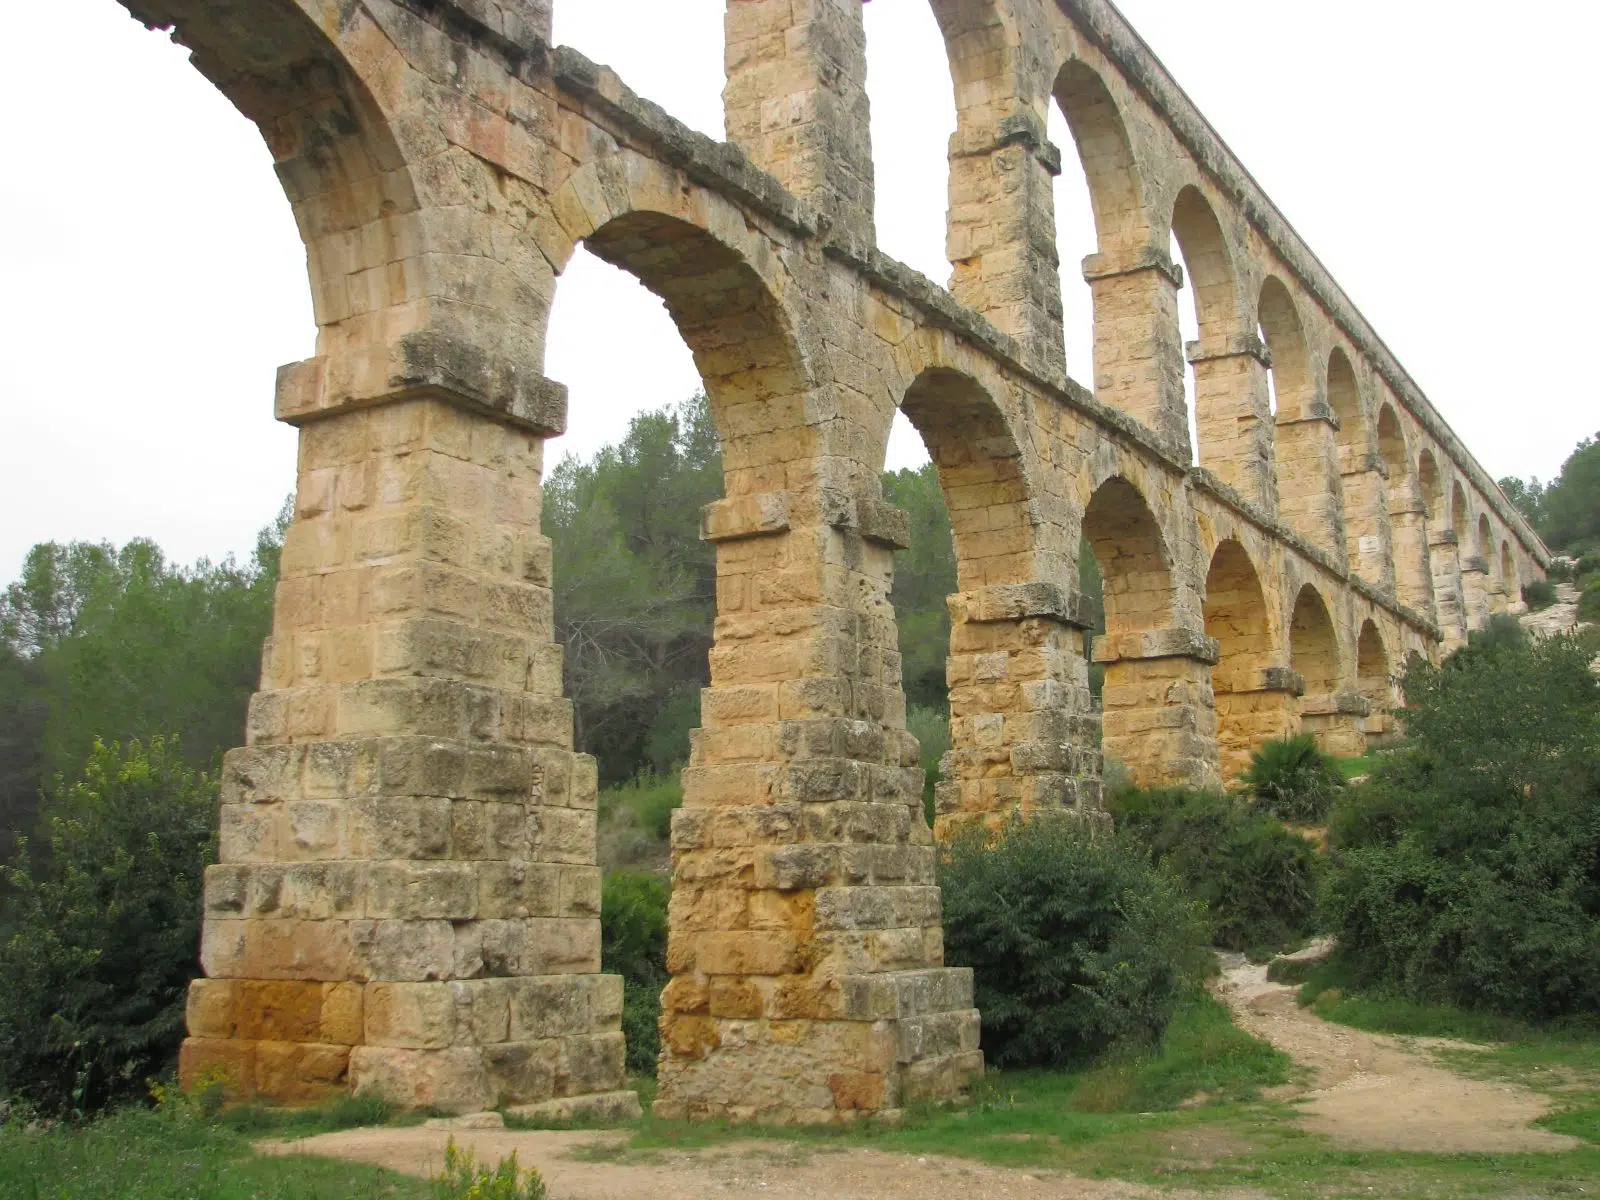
[119,0,1548,1122]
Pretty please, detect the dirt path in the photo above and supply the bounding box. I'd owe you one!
[258,1123,1219,1199]
[257,960,1582,1192]
[1521,581,1584,639]
[1212,956,1580,1153]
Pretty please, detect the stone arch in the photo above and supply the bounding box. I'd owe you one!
[898,368,1035,591]
[1257,277,1314,418]
[1451,481,1471,544]
[897,363,1097,837]
[1053,59,1148,254]
[1417,448,1444,526]
[1377,403,1409,483]
[1290,584,1341,699]
[1262,278,1341,556]
[1170,185,1246,474]
[1478,514,1494,563]
[1502,541,1520,601]
[1355,619,1391,731]
[546,154,817,496]
[1083,476,1210,786]
[1327,349,1365,458]
[1204,539,1283,781]
[1082,476,1174,636]
[1171,186,1239,346]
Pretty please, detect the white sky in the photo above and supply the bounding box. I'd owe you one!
[2,0,1594,583]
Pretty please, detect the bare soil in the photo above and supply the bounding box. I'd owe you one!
[1212,958,1580,1154]
[257,1125,1223,1199]
[256,958,1582,1192]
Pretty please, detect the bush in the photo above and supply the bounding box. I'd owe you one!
[599,869,669,1076]
[1580,576,1600,623]
[939,816,1208,1069]
[0,738,214,1115]
[1239,734,1345,823]
[596,773,682,869]
[1110,787,1319,956]
[436,1136,546,1200]
[1464,612,1531,657]
[1321,635,1600,1019]
[1523,578,1558,609]
[906,705,949,827]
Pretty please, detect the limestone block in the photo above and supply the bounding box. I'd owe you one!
[351,1046,494,1115]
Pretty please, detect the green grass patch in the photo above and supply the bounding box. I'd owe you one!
[597,773,681,869]
[1333,754,1382,780]
[213,1093,411,1138]
[1065,991,1293,1111]
[0,1106,429,1199]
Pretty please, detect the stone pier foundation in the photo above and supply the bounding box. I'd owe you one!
[180,361,635,1119]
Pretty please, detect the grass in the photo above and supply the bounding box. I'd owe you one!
[15,985,1600,1200]
[1333,753,1382,780]
[0,1106,431,1199]
[596,773,681,870]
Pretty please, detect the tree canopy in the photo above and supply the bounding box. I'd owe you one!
[1500,430,1600,556]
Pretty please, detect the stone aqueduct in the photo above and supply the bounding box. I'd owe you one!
[119,0,1549,1122]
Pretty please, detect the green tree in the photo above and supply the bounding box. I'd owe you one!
[0,500,290,783]
[545,395,721,781]
[1323,635,1600,1018]
[1540,433,1600,555]
[1498,475,1545,529]
[882,463,957,712]
[0,738,216,1113]
[0,647,46,857]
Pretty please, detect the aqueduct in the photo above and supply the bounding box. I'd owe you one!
[118,0,1550,1122]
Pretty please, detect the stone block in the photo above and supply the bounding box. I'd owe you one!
[351,1046,494,1115]
[364,981,458,1048]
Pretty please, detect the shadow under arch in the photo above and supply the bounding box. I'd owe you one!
[898,368,1035,590]
[1451,481,1471,545]
[1204,539,1288,781]
[892,365,1101,836]
[1377,403,1409,485]
[1262,278,1343,557]
[1290,583,1353,754]
[1355,619,1392,735]
[1417,448,1444,527]
[1327,350,1366,461]
[1328,348,1381,583]
[1083,476,1207,787]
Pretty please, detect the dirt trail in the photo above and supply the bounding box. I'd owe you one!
[1521,580,1584,640]
[1212,956,1579,1153]
[258,1123,1217,1199]
[257,960,1582,1192]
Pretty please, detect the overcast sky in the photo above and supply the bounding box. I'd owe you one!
[2,0,1594,583]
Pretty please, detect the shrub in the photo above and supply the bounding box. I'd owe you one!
[1523,578,1558,609]
[1110,787,1319,956]
[1321,635,1600,1019]
[0,738,214,1115]
[906,705,949,827]
[1239,734,1345,823]
[596,773,682,869]
[600,869,669,1075]
[1464,611,1531,657]
[939,815,1208,1069]
[1579,576,1600,623]
[436,1136,547,1200]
